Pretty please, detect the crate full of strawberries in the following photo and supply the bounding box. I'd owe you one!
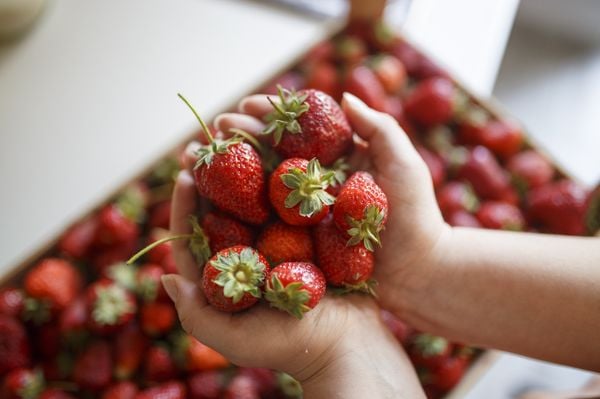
[1,17,599,399]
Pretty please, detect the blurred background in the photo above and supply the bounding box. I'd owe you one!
[0,0,598,397]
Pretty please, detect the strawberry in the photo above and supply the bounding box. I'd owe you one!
[446,210,482,228]
[86,280,136,335]
[269,158,334,226]
[238,368,278,397]
[417,145,447,189]
[333,172,388,251]
[149,200,171,230]
[223,374,260,399]
[202,246,269,312]
[344,65,387,111]
[0,287,24,317]
[39,388,76,399]
[59,295,88,334]
[92,241,137,274]
[94,204,140,248]
[179,95,270,225]
[391,39,448,80]
[459,113,524,159]
[202,211,254,254]
[73,340,112,390]
[145,345,177,382]
[174,333,229,372]
[140,302,176,336]
[476,201,525,231]
[262,71,305,96]
[40,352,74,382]
[432,356,468,392]
[145,229,173,265]
[114,323,148,380]
[58,216,98,259]
[409,333,452,370]
[380,310,412,345]
[404,77,457,127]
[256,221,314,265]
[2,368,44,399]
[0,315,30,374]
[370,54,407,94]
[527,179,590,235]
[304,40,334,66]
[264,262,326,319]
[35,323,61,359]
[456,146,515,202]
[135,263,167,302]
[314,216,375,291]
[276,372,302,398]
[436,181,479,217]
[24,258,81,312]
[335,35,367,65]
[507,150,554,191]
[304,62,341,100]
[102,381,138,399]
[383,96,405,124]
[263,88,353,166]
[188,371,226,399]
[135,381,186,399]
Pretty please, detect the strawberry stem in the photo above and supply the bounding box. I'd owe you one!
[178,93,214,144]
[228,128,264,153]
[127,234,192,265]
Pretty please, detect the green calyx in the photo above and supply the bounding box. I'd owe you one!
[264,274,311,319]
[194,136,243,168]
[462,183,479,213]
[324,158,349,190]
[332,278,377,297]
[92,284,134,325]
[281,158,335,217]
[17,369,44,399]
[346,204,385,251]
[263,85,310,145]
[413,333,449,356]
[211,247,266,304]
[22,297,51,325]
[107,262,137,291]
[115,184,146,223]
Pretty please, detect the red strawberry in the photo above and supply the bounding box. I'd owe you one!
[149,200,172,230]
[383,96,405,124]
[305,62,341,100]
[335,35,367,65]
[456,146,514,202]
[392,39,449,80]
[180,95,270,226]
[527,179,590,235]
[507,150,554,191]
[59,295,88,334]
[238,368,277,397]
[223,374,260,399]
[146,229,173,265]
[409,333,452,370]
[24,258,81,311]
[344,65,387,111]
[73,340,112,390]
[39,388,76,399]
[459,113,523,159]
[188,371,226,399]
[263,88,353,166]
[202,246,269,312]
[333,172,388,251]
[370,54,407,94]
[436,181,479,217]
[145,345,177,382]
[314,217,375,291]
[136,263,167,302]
[264,262,326,319]
[135,381,186,399]
[175,334,230,372]
[102,381,138,399]
[114,323,148,380]
[202,211,254,253]
[58,216,98,259]
[269,158,334,226]
[140,302,176,336]
[86,280,136,335]
[256,222,314,265]
[476,201,525,231]
[446,210,482,228]
[404,77,456,127]
[380,310,412,345]
[2,368,44,399]
[262,71,305,96]
[417,145,447,189]
[0,287,24,317]
[0,315,30,374]
[95,204,140,248]
[91,241,137,274]
[432,356,468,392]
[304,40,334,66]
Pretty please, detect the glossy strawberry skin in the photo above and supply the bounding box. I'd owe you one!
[432,356,468,392]
[405,77,455,127]
[344,65,387,111]
[140,302,176,337]
[272,90,353,166]
[256,222,314,265]
[269,158,330,226]
[457,146,513,202]
[73,340,113,390]
[305,62,341,100]
[266,262,326,310]
[507,150,554,190]
[58,216,98,259]
[194,141,269,225]
[527,179,590,235]
[436,181,479,217]
[148,200,171,230]
[314,217,374,286]
[476,201,525,231]
[145,346,177,382]
[202,211,255,253]
[95,204,140,248]
[371,54,407,94]
[333,172,388,238]
[59,295,88,334]
[24,258,81,311]
[202,246,269,312]
[114,323,148,380]
[0,287,24,317]
[101,381,139,399]
[0,315,30,374]
[135,381,186,399]
[188,371,226,399]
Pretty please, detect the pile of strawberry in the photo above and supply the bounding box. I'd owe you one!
[1,20,599,399]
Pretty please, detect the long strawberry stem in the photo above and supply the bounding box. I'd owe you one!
[178,93,214,144]
[126,234,192,265]
[228,128,263,153]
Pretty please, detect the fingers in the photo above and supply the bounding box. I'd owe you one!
[214,113,265,136]
[170,170,202,281]
[182,141,200,173]
[238,94,278,119]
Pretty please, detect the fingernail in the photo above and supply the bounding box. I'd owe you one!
[213,114,226,131]
[342,92,366,108]
[161,275,179,302]
[238,97,252,113]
